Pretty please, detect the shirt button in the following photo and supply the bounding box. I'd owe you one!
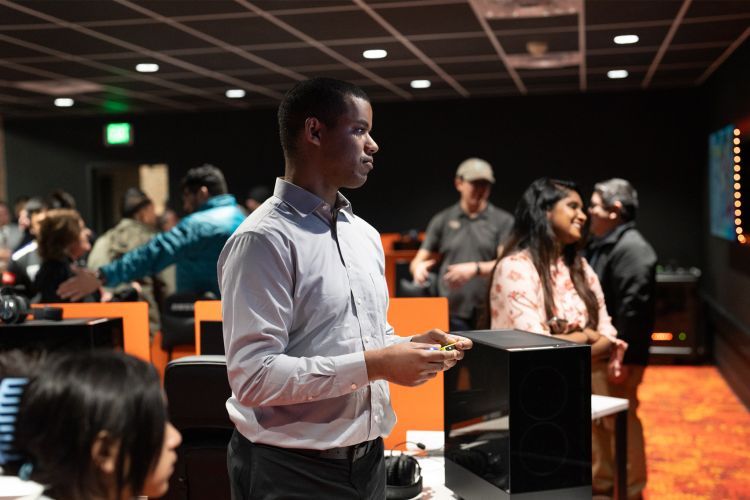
[351,383,357,390]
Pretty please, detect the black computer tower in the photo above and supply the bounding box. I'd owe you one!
[444,330,591,499]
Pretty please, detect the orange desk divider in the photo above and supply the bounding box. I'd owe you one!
[385,297,448,450]
[32,302,151,362]
[194,300,222,354]
[189,297,448,450]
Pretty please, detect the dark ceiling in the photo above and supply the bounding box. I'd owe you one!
[0,0,748,117]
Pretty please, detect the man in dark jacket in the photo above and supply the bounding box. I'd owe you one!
[586,178,657,499]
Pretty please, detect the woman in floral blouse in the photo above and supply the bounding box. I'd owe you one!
[489,177,626,370]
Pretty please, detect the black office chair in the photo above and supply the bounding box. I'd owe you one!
[160,292,214,358]
[163,355,233,500]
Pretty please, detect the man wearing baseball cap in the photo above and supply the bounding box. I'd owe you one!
[410,158,514,331]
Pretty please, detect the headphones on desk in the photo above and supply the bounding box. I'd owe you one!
[385,442,424,500]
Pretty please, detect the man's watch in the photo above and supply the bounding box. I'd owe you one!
[94,269,107,286]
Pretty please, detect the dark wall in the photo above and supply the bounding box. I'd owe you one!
[703,40,750,407]
[5,87,705,269]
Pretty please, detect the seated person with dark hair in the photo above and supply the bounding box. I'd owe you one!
[34,208,97,303]
[2,350,182,500]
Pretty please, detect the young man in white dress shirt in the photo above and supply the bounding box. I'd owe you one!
[219,78,472,499]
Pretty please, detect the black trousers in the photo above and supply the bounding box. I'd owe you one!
[227,430,386,500]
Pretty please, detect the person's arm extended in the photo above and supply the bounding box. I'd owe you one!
[409,248,439,285]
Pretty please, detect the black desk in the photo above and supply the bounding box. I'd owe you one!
[0,318,124,352]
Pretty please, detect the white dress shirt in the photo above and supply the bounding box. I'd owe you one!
[219,178,406,450]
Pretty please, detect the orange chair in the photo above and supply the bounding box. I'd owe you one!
[190,297,449,449]
[31,302,150,361]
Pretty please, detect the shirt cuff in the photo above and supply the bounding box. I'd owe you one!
[333,351,369,394]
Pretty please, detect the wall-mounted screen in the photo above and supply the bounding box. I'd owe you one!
[709,125,736,241]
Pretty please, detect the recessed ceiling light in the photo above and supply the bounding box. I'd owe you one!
[410,79,431,89]
[363,49,387,60]
[607,69,629,79]
[54,98,74,107]
[225,89,246,98]
[135,63,159,73]
[614,34,639,45]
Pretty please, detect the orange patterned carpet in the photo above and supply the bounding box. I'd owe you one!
[640,366,750,499]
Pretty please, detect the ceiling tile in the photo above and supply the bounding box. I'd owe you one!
[127,0,249,18]
[587,50,657,68]
[184,17,295,46]
[414,36,496,58]
[94,23,214,51]
[18,1,146,22]
[673,18,750,45]
[661,45,727,65]
[6,28,133,55]
[277,10,391,40]
[360,63,434,79]
[0,5,58,26]
[374,3,482,35]
[440,60,509,76]
[586,0,683,25]
[172,51,266,72]
[252,46,340,67]
[686,0,750,19]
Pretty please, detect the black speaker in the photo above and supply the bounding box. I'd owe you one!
[444,329,591,499]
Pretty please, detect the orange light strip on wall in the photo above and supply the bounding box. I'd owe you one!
[734,128,746,244]
[651,332,674,342]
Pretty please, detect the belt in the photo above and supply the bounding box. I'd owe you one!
[288,437,381,462]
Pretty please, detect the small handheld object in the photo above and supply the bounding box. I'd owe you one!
[440,342,458,351]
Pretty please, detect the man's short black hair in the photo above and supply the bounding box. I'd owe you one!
[594,178,639,222]
[181,164,228,196]
[277,78,370,158]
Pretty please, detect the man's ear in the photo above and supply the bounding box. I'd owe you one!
[304,117,323,146]
[91,430,119,475]
[610,200,623,220]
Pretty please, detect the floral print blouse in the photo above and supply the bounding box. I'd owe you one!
[490,249,617,341]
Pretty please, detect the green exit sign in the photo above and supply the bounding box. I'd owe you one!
[104,122,133,146]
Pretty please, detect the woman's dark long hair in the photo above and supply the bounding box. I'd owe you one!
[14,350,166,500]
[481,178,598,330]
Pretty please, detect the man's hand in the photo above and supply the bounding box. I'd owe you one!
[443,262,477,289]
[411,329,473,370]
[57,265,101,301]
[607,338,628,381]
[412,259,436,285]
[365,330,473,387]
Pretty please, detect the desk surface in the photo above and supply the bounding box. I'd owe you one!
[591,394,629,419]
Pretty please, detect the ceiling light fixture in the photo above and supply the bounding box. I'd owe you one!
[410,79,431,89]
[614,34,639,45]
[607,69,629,79]
[54,98,74,107]
[225,89,246,99]
[135,63,159,73]
[363,49,387,60]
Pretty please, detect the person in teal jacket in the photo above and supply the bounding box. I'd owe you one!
[57,165,245,300]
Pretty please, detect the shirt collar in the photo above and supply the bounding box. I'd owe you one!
[591,220,636,248]
[273,178,354,220]
[453,202,491,220]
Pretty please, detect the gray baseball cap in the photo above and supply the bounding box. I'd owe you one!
[456,158,495,183]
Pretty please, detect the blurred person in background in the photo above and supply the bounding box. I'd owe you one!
[34,208,97,303]
[587,178,657,499]
[88,187,165,334]
[57,164,245,300]
[3,197,48,297]
[0,201,23,270]
[243,185,271,214]
[410,158,513,330]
